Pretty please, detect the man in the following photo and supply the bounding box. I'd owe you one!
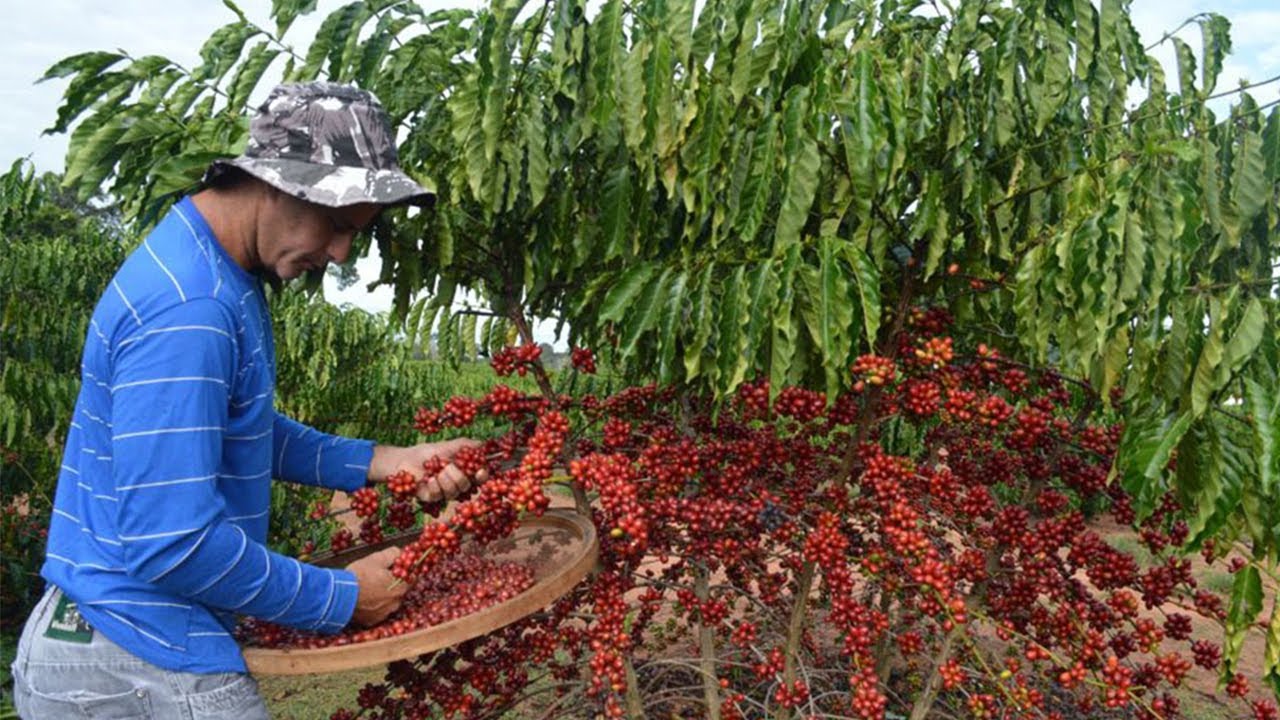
[11,82,474,718]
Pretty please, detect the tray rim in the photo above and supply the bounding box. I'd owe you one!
[242,508,598,676]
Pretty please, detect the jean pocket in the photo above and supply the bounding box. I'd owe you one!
[184,673,268,720]
[15,681,153,719]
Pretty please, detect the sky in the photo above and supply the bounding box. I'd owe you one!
[2,0,1277,329]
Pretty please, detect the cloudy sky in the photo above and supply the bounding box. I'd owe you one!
[2,0,1277,319]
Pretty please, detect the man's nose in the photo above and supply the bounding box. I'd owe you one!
[329,234,353,265]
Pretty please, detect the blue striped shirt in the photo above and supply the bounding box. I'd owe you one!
[41,197,374,673]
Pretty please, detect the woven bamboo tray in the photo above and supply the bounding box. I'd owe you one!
[242,509,598,675]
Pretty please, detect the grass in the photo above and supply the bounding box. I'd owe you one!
[1202,569,1237,594]
[260,667,385,719]
[1107,534,1156,566]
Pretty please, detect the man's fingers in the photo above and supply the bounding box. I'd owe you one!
[431,438,482,460]
[415,463,473,503]
[417,480,443,503]
[439,465,471,496]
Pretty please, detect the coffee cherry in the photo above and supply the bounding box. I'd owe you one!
[571,347,597,374]
[385,470,417,501]
[350,487,381,518]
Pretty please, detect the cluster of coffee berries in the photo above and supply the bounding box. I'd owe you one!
[238,552,534,650]
[349,487,380,518]
[571,347,597,374]
[774,387,826,422]
[851,354,896,392]
[490,344,542,376]
[912,335,954,368]
[385,470,417,501]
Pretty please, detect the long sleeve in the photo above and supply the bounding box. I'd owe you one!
[272,413,374,492]
[111,299,357,633]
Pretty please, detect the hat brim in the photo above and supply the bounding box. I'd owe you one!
[206,157,436,208]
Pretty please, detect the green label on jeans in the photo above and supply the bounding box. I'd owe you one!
[45,593,93,643]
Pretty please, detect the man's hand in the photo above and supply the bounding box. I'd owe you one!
[346,547,406,627]
[368,439,487,503]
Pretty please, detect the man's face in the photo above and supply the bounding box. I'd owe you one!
[259,192,380,281]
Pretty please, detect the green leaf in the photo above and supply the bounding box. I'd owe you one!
[222,0,248,23]
[619,267,671,361]
[1172,37,1197,99]
[523,106,550,208]
[817,237,853,398]
[741,259,777,379]
[461,312,478,361]
[1245,375,1280,499]
[588,0,624,129]
[481,0,523,163]
[1266,597,1280,684]
[1223,298,1265,377]
[1198,14,1232,96]
[600,264,655,324]
[769,248,799,393]
[620,40,650,152]
[1116,408,1193,519]
[39,51,126,83]
[1226,565,1264,674]
[1189,297,1228,418]
[151,151,227,198]
[435,207,455,269]
[228,42,282,110]
[656,270,689,384]
[64,116,130,199]
[600,162,633,261]
[844,244,881,347]
[774,87,819,254]
[683,263,716,381]
[716,264,749,395]
[1230,129,1268,228]
[272,0,319,37]
[297,3,361,81]
[735,115,779,244]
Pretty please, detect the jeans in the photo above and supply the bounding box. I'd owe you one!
[11,585,270,719]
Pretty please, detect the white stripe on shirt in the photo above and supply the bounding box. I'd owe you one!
[190,526,249,595]
[315,572,337,629]
[87,599,192,610]
[90,320,111,348]
[232,390,273,409]
[117,325,232,349]
[118,527,203,542]
[144,238,187,302]
[219,469,270,480]
[267,561,305,621]
[82,528,123,546]
[113,427,224,441]
[277,434,290,474]
[117,474,216,491]
[226,429,272,441]
[99,609,185,651]
[148,526,212,583]
[230,545,272,610]
[113,279,143,326]
[46,553,124,573]
[112,376,227,392]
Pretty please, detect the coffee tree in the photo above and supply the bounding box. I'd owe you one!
[0,160,126,635]
[43,0,1280,715]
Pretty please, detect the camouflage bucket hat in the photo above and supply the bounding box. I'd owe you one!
[204,81,434,208]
